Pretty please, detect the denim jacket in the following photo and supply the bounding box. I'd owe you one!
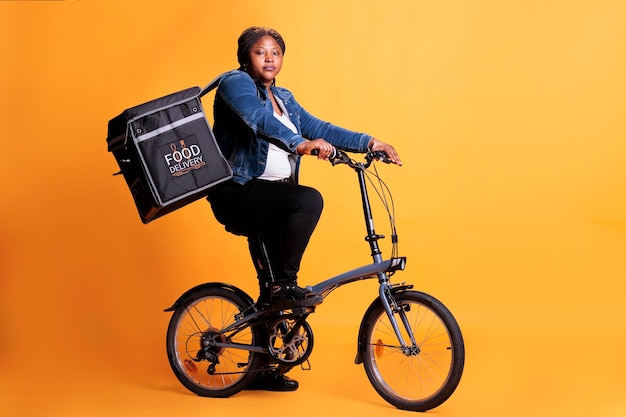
[212,70,372,184]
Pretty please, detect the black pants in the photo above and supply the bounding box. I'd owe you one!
[207,179,323,288]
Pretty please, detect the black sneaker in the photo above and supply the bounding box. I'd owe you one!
[271,284,323,309]
[246,371,299,391]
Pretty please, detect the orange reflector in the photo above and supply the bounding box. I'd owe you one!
[183,359,198,374]
[375,339,384,358]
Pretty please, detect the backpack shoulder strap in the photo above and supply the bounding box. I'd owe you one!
[199,69,237,98]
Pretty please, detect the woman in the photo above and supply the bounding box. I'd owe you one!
[207,26,401,390]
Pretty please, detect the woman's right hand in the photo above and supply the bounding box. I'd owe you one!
[296,139,335,160]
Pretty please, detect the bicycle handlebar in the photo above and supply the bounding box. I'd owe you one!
[310,148,392,167]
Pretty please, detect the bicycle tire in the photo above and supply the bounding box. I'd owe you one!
[166,286,263,397]
[360,290,464,411]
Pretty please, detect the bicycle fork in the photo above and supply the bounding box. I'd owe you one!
[378,278,420,356]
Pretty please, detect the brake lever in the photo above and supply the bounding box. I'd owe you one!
[311,148,351,165]
[329,149,352,166]
[367,150,392,164]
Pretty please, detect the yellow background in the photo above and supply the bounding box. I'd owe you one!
[1,1,625,416]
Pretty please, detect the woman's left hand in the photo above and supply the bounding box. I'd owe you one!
[368,138,402,166]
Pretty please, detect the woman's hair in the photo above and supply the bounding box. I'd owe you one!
[237,26,286,69]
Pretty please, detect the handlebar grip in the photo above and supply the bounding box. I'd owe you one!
[310,148,338,159]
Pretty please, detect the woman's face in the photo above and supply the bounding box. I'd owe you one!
[246,35,283,87]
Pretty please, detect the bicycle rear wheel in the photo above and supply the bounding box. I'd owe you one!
[166,287,262,397]
[360,290,464,411]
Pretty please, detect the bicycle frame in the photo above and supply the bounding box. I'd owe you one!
[310,152,416,351]
[207,151,417,355]
[312,151,404,296]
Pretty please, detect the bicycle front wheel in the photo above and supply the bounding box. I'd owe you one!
[360,290,464,411]
[166,287,263,397]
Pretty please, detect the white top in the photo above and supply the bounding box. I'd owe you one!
[258,99,298,181]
